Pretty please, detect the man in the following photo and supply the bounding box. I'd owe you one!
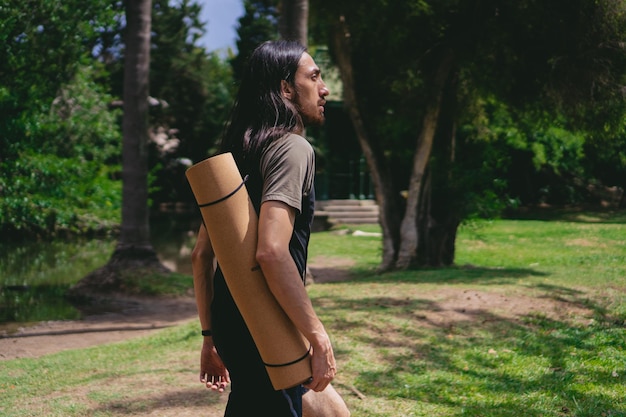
[191,41,349,417]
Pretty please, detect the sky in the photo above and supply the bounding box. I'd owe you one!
[198,0,245,53]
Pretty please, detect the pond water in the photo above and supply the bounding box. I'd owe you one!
[0,216,201,328]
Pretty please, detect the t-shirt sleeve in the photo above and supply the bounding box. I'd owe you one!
[259,134,315,214]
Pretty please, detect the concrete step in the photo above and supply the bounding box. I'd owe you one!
[315,210,377,217]
[315,199,379,225]
[317,199,377,208]
[320,206,379,213]
[328,216,379,225]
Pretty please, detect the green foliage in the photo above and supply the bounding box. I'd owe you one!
[0,152,121,237]
[149,0,234,160]
[470,102,587,176]
[30,65,122,162]
[231,0,279,81]
[311,0,626,215]
[0,1,236,237]
[0,62,122,238]
[0,1,124,238]
[103,0,236,204]
[584,121,626,194]
[458,98,591,208]
[0,0,119,159]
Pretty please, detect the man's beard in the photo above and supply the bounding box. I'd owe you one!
[296,102,325,127]
[302,112,325,127]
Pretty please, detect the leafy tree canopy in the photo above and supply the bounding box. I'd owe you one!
[312,0,626,204]
[0,0,119,158]
[0,0,235,238]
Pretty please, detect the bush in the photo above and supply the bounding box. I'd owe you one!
[0,153,121,238]
[0,65,122,239]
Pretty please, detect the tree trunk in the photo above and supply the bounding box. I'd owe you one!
[119,0,153,252]
[279,0,308,45]
[331,16,401,271]
[70,0,167,297]
[329,16,457,271]
[395,49,455,269]
[417,69,460,267]
[417,130,460,267]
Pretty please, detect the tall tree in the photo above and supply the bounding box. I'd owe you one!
[231,0,279,81]
[0,0,118,160]
[118,0,155,255]
[233,0,310,74]
[71,0,168,295]
[103,0,235,204]
[312,0,626,270]
[279,0,308,45]
[147,0,235,203]
[0,0,125,238]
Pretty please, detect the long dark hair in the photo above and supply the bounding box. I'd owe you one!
[220,40,306,172]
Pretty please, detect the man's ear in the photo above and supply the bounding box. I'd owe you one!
[281,80,294,100]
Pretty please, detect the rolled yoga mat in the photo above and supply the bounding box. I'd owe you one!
[185,152,312,390]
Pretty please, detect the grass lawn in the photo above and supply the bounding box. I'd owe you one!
[1,212,625,416]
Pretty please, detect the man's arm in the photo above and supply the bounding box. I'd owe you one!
[191,225,230,392]
[256,200,337,392]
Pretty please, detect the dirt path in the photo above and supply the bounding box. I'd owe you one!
[0,295,199,360]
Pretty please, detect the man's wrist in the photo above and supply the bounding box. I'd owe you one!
[308,330,331,350]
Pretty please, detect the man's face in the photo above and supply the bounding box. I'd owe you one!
[292,53,330,127]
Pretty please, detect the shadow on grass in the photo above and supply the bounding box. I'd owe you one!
[89,387,224,415]
[322,287,626,416]
[337,264,550,286]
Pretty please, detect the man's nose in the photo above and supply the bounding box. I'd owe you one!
[320,80,330,97]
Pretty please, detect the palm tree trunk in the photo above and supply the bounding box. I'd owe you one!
[119,0,152,251]
[70,0,167,297]
[279,0,308,45]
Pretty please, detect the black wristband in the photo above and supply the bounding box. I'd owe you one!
[201,329,212,337]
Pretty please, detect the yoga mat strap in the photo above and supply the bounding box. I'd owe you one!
[197,175,249,208]
[263,345,312,368]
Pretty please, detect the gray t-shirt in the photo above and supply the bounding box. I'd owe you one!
[254,133,316,281]
[259,133,315,214]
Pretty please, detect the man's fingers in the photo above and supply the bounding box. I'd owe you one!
[306,365,337,392]
[304,376,332,392]
[200,373,229,392]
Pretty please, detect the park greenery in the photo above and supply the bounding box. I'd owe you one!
[1,217,625,416]
[311,0,626,269]
[1,0,625,272]
[0,0,234,238]
[1,2,624,414]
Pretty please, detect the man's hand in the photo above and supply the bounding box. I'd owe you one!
[199,338,230,392]
[304,336,336,392]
